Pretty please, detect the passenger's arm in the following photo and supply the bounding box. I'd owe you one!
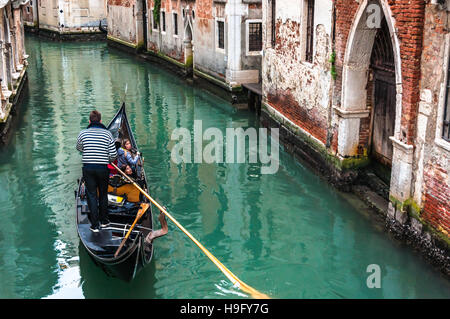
[126,151,139,165]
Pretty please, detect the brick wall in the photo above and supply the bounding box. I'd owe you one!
[416,3,450,241]
[268,91,328,144]
[262,0,333,146]
[108,0,134,7]
[334,0,425,145]
[146,0,186,64]
[422,162,450,236]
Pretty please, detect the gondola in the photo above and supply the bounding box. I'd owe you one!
[99,20,107,34]
[75,103,163,281]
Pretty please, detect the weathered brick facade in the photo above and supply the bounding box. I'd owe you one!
[35,0,106,35]
[146,0,188,64]
[261,0,450,250]
[107,0,142,46]
[0,1,30,143]
[415,2,450,242]
[108,0,262,98]
[262,0,333,146]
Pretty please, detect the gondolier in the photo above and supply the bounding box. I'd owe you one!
[76,104,166,281]
[76,110,118,232]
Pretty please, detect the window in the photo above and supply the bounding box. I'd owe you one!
[271,0,276,47]
[443,56,450,141]
[305,0,315,63]
[152,13,158,30]
[248,22,262,52]
[161,11,166,32]
[217,20,224,49]
[173,13,178,35]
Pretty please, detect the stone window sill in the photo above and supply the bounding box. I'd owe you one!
[434,137,450,153]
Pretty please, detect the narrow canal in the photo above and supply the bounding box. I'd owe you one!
[0,36,449,299]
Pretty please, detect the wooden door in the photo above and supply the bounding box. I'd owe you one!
[370,18,396,167]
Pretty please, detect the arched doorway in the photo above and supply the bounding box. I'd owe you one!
[338,0,402,184]
[369,17,396,181]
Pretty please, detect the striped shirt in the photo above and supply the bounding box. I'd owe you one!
[76,125,118,165]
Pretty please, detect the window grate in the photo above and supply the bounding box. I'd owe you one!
[444,66,450,141]
[271,0,276,47]
[306,0,315,63]
[249,22,262,52]
[161,11,166,32]
[173,13,178,35]
[218,21,224,49]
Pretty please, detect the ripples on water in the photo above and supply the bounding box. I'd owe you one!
[0,36,449,299]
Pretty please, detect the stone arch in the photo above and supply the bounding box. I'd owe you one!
[184,18,192,43]
[183,8,193,73]
[183,6,193,44]
[337,0,402,157]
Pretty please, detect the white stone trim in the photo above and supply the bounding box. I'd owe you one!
[245,19,262,56]
[160,9,166,34]
[172,12,179,38]
[338,0,403,158]
[150,7,159,32]
[434,32,450,153]
[333,106,370,119]
[390,135,414,202]
[389,136,414,154]
[215,17,225,54]
[342,0,402,136]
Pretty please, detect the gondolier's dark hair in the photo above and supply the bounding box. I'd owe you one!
[90,110,101,123]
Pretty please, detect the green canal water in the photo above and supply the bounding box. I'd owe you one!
[0,36,449,299]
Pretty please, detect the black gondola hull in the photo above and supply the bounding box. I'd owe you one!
[76,103,153,282]
[79,232,153,282]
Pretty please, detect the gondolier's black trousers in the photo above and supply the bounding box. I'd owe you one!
[83,165,109,229]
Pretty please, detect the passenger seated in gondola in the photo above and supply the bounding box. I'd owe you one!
[117,138,140,178]
[107,138,122,176]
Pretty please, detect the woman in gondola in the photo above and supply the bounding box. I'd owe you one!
[117,138,140,177]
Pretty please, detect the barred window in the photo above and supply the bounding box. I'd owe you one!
[271,0,276,47]
[305,0,315,63]
[249,22,262,52]
[218,20,224,49]
[173,13,178,35]
[152,10,158,30]
[444,57,450,141]
[161,11,166,32]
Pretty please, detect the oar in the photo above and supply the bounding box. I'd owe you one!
[114,202,150,258]
[110,162,270,299]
